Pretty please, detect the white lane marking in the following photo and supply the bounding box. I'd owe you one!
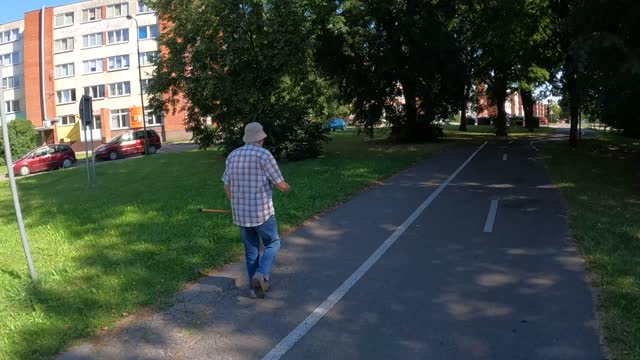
[503,154,508,161]
[484,200,499,233]
[509,140,514,144]
[261,142,488,360]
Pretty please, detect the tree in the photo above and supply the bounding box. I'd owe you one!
[147,0,331,160]
[314,0,466,141]
[0,119,38,166]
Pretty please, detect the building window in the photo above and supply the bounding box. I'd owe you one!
[107,29,129,45]
[0,29,19,44]
[60,115,75,126]
[56,89,77,104]
[55,63,75,78]
[141,78,152,93]
[111,109,130,129]
[5,100,19,113]
[138,25,158,40]
[139,51,158,66]
[55,12,74,27]
[82,58,104,74]
[137,1,154,13]
[2,76,20,89]
[84,85,105,99]
[108,55,130,70]
[145,110,163,125]
[54,38,74,53]
[81,7,103,22]
[106,3,129,18]
[92,115,102,129]
[82,33,103,48]
[0,52,19,66]
[109,81,131,96]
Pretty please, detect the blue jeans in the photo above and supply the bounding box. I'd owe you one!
[239,216,281,285]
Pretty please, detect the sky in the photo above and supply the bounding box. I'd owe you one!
[0,0,75,24]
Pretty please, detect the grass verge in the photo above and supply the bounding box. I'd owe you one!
[543,134,640,360]
[442,124,556,137]
[0,130,454,359]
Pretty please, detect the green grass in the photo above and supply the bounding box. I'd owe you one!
[0,130,454,359]
[74,151,92,161]
[544,134,640,360]
[442,124,556,137]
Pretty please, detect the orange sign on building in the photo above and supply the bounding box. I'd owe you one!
[129,106,143,129]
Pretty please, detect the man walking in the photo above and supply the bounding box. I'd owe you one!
[222,122,290,299]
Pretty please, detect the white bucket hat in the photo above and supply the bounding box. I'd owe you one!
[243,122,267,143]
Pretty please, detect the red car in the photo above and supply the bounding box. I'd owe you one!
[94,129,162,160]
[540,117,549,126]
[12,144,77,176]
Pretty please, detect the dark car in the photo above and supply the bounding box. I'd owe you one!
[12,144,76,176]
[94,129,162,161]
[325,118,347,131]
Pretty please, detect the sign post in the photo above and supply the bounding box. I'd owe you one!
[79,95,94,187]
[0,66,36,281]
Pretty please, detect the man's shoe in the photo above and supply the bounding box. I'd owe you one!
[264,280,271,293]
[251,274,266,299]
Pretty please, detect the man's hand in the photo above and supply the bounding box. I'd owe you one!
[224,183,231,200]
[275,181,291,193]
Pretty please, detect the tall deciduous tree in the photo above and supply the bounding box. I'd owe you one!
[314,0,466,141]
[147,0,331,160]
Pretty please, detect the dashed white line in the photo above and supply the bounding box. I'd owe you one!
[484,200,499,233]
[260,141,488,360]
[503,154,508,161]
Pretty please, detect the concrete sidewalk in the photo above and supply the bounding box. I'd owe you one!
[58,140,604,360]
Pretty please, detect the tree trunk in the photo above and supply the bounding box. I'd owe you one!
[521,89,535,132]
[568,77,579,147]
[401,79,419,140]
[458,81,471,131]
[491,77,508,136]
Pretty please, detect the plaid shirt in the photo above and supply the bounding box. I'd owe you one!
[222,145,284,227]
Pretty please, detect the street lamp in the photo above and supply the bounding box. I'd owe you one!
[126,14,149,156]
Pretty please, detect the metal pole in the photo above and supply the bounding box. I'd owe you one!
[127,15,149,156]
[83,124,91,187]
[0,66,37,281]
[90,121,96,184]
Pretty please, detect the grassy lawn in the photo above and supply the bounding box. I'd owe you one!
[544,134,640,360]
[0,130,456,359]
[442,124,556,137]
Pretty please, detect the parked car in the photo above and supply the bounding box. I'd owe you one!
[466,116,477,126]
[94,129,162,161]
[325,117,347,131]
[12,144,76,176]
[539,117,549,126]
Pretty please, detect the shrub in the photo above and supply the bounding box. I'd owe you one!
[0,119,38,165]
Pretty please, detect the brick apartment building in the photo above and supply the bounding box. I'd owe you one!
[476,83,546,118]
[1,0,189,149]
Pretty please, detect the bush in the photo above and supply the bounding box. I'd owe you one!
[0,119,38,165]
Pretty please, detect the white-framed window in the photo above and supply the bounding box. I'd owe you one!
[54,38,74,53]
[2,76,20,89]
[107,29,129,44]
[82,33,103,48]
[5,100,19,113]
[0,29,19,44]
[55,12,74,27]
[145,110,163,125]
[107,55,130,70]
[137,1,154,13]
[138,25,158,40]
[106,3,129,18]
[109,81,131,96]
[139,51,158,66]
[84,85,105,99]
[111,109,130,129]
[82,58,104,74]
[60,115,75,126]
[55,63,75,78]
[141,78,152,93]
[81,7,102,22]
[56,89,77,104]
[91,115,102,129]
[0,52,19,66]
